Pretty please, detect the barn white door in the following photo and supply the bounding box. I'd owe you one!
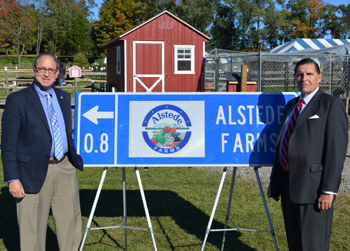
[133,41,165,92]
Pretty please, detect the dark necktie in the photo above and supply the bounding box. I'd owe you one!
[280,99,303,173]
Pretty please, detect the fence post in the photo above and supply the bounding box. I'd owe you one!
[329,55,332,94]
[215,48,218,92]
[216,57,219,92]
[5,66,8,95]
[241,65,248,92]
[258,51,262,92]
[285,62,289,92]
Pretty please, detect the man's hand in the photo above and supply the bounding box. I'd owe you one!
[272,196,280,202]
[318,193,334,212]
[9,180,25,198]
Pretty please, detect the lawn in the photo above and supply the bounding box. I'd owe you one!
[0,163,349,250]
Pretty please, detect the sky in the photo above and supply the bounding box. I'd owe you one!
[91,0,104,20]
[90,0,349,21]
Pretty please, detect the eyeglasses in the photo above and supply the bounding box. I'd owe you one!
[34,67,58,75]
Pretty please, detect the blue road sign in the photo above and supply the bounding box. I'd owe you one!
[75,92,298,167]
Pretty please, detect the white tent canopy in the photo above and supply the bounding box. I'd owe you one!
[270,38,350,55]
[286,44,350,56]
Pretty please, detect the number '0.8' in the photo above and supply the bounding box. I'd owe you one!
[84,133,109,153]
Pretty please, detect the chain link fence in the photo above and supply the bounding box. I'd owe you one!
[203,50,350,100]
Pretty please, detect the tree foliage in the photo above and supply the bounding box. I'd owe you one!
[210,3,239,50]
[337,4,350,38]
[282,0,328,40]
[73,51,89,67]
[92,0,139,49]
[0,0,349,59]
[211,0,286,51]
[64,0,94,55]
[177,0,218,34]
[0,0,34,63]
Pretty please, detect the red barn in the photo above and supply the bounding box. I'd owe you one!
[103,11,210,92]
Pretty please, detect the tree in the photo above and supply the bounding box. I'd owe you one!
[282,0,329,40]
[34,0,46,55]
[247,0,286,50]
[133,0,178,21]
[44,40,55,54]
[210,0,283,51]
[210,3,239,50]
[73,51,88,67]
[337,4,350,38]
[177,0,218,34]
[0,0,34,64]
[64,0,94,55]
[92,0,140,50]
[262,2,286,49]
[44,0,69,54]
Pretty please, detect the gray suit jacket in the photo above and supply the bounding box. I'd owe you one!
[268,89,348,204]
[2,83,83,194]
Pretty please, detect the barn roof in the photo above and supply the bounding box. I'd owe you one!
[270,38,350,53]
[103,10,210,48]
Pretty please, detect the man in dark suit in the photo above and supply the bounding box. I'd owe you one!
[2,52,84,250]
[268,58,348,250]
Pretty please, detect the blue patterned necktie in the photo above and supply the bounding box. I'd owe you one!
[46,93,64,161]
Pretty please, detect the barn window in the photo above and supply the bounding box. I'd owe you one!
[116,46,121,74]
[174,45,195,74]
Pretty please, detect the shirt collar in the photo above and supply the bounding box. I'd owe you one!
[34,83,54,99]
[300,87,319,105]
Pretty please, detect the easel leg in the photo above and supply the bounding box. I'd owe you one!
[254,167,279,251]
[79,167,109,251]
[201,167,228,251]
[123,167,128,251]
[135,167,158,251]
[220,167,237,251]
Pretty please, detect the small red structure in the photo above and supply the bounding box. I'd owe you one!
[103,11,210,92]
[69,65,81,78]
[225,72,258,92]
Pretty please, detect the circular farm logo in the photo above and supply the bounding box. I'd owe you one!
[142,104,192,154]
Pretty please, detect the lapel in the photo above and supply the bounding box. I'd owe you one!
[276,97,299,144]
[28,83,50,133]
[294,89,322,131]
[54,87,69,133]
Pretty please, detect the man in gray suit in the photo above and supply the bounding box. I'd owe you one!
[268,58,348,251]
[2,52,83,250]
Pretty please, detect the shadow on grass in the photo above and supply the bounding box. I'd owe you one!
[0,187,59,251]
[79,189,257,251]
[0,187,257,251]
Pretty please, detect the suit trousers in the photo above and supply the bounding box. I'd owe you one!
[16,157,82,251]
[281,172,333,251]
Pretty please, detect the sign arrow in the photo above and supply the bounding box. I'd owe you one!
[83,106,114,125]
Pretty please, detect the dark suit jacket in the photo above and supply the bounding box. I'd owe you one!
[268,89,348,204]
[2,83,83,194]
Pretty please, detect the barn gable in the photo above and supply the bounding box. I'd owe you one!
[103,11,210,92]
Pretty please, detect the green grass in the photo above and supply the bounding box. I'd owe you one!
[1,163,350,250]
[0,55,36,65]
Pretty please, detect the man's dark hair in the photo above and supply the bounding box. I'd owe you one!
[294,58,320,75]
[33,52,59,69]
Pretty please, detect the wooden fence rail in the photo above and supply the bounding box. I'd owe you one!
[0,68,106,88]
[0,85,101,106]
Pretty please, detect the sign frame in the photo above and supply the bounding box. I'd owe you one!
[75,92,298,167]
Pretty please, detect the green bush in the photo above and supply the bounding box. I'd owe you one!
[73,52,89,68]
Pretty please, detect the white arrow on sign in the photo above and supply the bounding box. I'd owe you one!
[83,106,114,125]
